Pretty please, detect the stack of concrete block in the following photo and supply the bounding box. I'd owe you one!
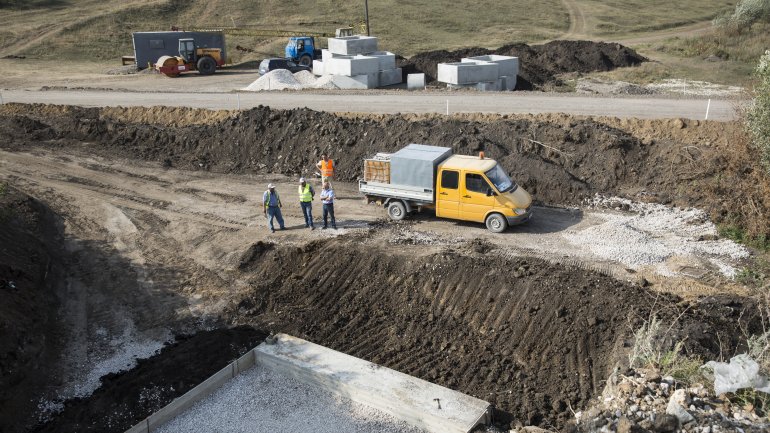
[312,36,403,89]
[437,54,519,91]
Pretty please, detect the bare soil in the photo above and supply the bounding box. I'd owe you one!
[0,104,767,432]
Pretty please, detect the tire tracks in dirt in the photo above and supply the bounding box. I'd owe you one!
[560,0,588,39]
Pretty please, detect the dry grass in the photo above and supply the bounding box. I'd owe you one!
[572,0,731,37]
[0,0,742,63]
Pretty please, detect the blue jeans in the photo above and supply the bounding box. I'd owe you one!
[322,203,336,228]
[266,206,284,230]
[300,201,314,227]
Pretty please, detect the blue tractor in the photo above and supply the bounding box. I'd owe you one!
[285,37,320,67]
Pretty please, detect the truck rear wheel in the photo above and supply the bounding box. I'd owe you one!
[485,213,508,233]
[197,56,217,75]
[387,201,407,221]
[298,54,312,67]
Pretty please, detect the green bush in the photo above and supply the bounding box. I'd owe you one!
[747,50,770,174]
[714,0,770,31]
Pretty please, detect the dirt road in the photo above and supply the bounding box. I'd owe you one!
[0,89,735,120]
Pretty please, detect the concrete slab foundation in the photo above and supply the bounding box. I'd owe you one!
[255,334,492,433]
[448,79,503,91]
[379,68,403,87]
[437,61,499,85]
[501,75,517,90]
[126,334,491,433]
[408,73,426,90]
[328,36,379,55]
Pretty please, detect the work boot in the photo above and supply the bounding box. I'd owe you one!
[270,228,275,233]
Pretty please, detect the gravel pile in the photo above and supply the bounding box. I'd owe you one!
[155,365,426,433]
[565,195,749,277]
[568,369,769,433]
[242,70,340,91]
[242,69,302,91]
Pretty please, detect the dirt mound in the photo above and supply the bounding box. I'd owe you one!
[399,40,647,90]
[0,187,65,433]
[229,238,757,428]
[33,327,266,433]
[2,104,767,238]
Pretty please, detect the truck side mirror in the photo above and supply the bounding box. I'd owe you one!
[486,188,495,197]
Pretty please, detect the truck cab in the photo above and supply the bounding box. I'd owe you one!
[285,36,318,66]
[435,155,531,232]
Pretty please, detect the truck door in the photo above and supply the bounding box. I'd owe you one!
[436,169,459,219]
[460,172,496,222]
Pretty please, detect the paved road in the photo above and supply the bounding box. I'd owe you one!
[0,89,736,120]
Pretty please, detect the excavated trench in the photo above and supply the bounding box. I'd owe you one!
[0,104,766,432]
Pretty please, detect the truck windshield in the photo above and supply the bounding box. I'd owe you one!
[485,164,517,193]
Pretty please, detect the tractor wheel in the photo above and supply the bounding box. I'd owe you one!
[197,57,217,75]
[298,54,312,67]
[387,201,407,221]
[485,213,508,233]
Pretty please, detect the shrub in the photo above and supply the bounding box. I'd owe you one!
[714,0,770,31]
[628,316,704,384]
[747,50,770,174]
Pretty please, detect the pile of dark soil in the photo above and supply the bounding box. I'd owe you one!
[398,40,647,90]
[33,327,267,433]
[0,186,65,433]
[1,104,767,237]
[231,238,758,428]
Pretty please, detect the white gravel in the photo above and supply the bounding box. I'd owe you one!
[564,195,749,277]
[154,365,426,433]
[242,70,340,91]
[242,69,302,91]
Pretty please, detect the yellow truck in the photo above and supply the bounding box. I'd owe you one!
[359,144,532,232]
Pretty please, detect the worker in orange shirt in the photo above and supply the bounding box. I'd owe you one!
[316,153,335,186]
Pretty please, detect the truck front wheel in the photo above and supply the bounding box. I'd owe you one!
[485,213,508,233]
[197,57,217,75]
[387,201,407,221]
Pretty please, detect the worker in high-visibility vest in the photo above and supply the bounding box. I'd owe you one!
[298,177,315,230]
[262,183,285,233]
[316,153,335,186]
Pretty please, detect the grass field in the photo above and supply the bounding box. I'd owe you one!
[0,0,739,60]
[0,0,762,87]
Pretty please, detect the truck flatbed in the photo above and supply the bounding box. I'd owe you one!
[359,180,434,204]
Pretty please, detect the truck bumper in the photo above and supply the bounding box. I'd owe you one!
[507,209,532,226]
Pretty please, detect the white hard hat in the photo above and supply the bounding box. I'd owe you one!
[268,183,275,189]
[299,177,306,182]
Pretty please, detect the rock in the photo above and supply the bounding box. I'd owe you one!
[617,416,651,433]
[520,427,550,433]
[652,413,679,433]
[666,389,695,424]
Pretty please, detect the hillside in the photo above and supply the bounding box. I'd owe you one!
[0,0,734,62]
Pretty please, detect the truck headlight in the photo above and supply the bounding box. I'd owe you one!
[514,208,529,215]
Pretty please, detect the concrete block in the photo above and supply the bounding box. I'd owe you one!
[325,55,380,76]
[332,73,379,89]
[407,73,426,90]
[447,78,503,92]
[368,51,396,71]
[312,59,324,76]
[125,420,148,433]
[378,68,402,87]
[462,55,519,78]
[328,36,379,55]
[501,75,517,91]
[437,61,499,85]
[321,49,334,63]
[255,334,492,433]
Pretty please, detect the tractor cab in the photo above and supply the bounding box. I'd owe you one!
[178,38,197,64]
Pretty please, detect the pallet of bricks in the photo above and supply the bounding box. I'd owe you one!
[364,153,391,183]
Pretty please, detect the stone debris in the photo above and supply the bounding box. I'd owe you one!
[568,369,769,433]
